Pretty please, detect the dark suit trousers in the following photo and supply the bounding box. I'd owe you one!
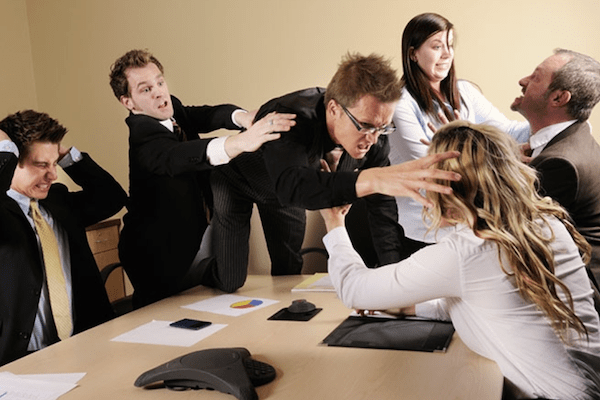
[210,164,305,293]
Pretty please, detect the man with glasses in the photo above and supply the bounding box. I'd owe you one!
[207,53,460,292]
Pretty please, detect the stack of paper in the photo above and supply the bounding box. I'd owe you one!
[0,372,84,399]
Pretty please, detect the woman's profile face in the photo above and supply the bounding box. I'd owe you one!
[412,29,454,88]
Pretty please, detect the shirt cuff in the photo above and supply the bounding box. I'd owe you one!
[207,136,231,166]
[0,140,18,156]
[323,226,351,248]
[415,299,451,321]
[58,146,83,168]
[231,109,247,128]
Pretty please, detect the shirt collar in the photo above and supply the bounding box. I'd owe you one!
[7,188,35,216]
[530,120,577,158]
[160,118,174,132]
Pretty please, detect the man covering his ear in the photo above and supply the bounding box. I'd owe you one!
[0,110,126,366]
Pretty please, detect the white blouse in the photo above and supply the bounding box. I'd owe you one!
[389,81,530,243]
[324,217,600,399]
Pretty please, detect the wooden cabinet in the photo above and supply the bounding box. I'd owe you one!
[86,219,132,302]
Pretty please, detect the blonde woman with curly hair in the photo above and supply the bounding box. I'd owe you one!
[321,121,600,399]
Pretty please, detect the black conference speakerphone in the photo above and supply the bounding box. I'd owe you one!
[135,347,276,400]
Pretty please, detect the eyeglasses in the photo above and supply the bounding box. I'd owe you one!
[338,102,396,135]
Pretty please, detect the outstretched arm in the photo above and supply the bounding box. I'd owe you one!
[224,112,296,159]
[355,150,461,208]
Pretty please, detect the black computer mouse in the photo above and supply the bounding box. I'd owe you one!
[287,299,316,314]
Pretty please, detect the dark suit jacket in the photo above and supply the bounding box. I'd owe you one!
[228,87,405,265]
[0,151,126,366]
[118,95,240,307]
[530,121,600,283]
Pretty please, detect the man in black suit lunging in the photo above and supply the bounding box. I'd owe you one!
[109,49,295,307]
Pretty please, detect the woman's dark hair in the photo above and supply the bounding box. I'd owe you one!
[401,13,460,122]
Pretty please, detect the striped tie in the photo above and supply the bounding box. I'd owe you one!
[30,200,72,340]
[173,119,186,142]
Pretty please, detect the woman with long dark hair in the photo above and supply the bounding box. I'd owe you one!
[389,13,530,247]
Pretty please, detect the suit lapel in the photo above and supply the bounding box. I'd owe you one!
[2,194,31,225]
[542,121,586,151]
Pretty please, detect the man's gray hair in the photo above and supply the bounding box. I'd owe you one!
[548,48,600,122]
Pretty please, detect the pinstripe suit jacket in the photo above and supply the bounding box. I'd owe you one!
[225,88,405,265]
[118,95,241,306]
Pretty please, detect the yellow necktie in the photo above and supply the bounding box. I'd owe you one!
[30,200,72,340]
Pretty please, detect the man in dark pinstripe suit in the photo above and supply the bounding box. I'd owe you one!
[109,49,295,307]
[209,53,461,293]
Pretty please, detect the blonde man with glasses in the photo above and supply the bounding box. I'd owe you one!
[208,52,460,293]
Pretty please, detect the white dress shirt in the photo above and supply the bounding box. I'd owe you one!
[160,109,246,166]
[389,80,530,243]
[3,141,81,350]
[529,120,578,158]
[324,217,600,399]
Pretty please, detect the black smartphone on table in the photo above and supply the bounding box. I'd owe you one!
[169,318,212,330]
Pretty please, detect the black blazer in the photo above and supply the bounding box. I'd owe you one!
[530,121,600,282]
[118,95,240,307]
[227,88,404,265]
[0,151,126,366]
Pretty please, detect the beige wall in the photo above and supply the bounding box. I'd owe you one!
[0,1,37,113]
[10,0,600,273]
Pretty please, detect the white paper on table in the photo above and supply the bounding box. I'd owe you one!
[110,320,227,346]
[0,371,78,400]
[182,294,279,317]
[17,373,85,385]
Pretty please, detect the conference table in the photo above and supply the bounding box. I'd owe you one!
[0,275,503,399]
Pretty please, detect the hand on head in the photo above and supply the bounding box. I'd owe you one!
[58,143,71,160]
[356,150,461,208]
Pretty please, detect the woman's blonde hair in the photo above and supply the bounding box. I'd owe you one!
[425,121,591,342]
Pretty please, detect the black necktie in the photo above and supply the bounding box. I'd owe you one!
[173,120,186,142]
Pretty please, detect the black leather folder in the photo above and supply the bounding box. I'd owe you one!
[322,316,455,353]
